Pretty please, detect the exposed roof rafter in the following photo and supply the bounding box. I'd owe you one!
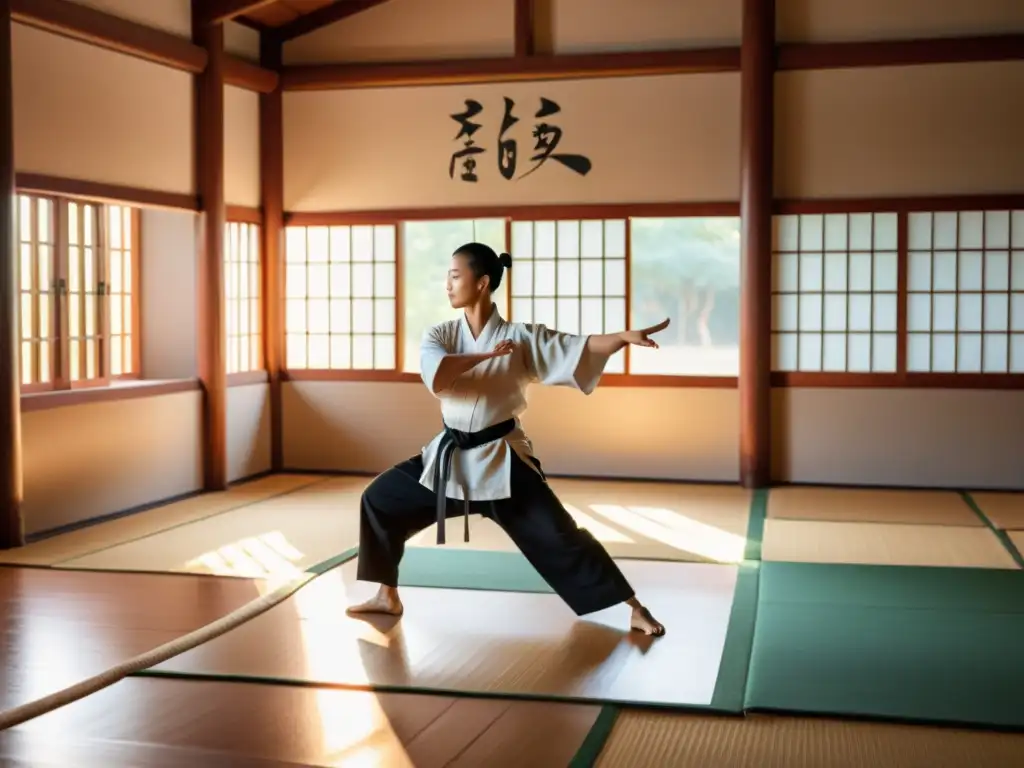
[195,0,279,26]
[275,0,392,43]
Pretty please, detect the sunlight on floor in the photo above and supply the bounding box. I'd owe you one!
[313,689,415,768]
[185,530,306,585]
[588,504,746,563]
[563,504,635,543]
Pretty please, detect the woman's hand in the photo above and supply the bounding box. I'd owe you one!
[489,339,517,358]
[620,318,670,349]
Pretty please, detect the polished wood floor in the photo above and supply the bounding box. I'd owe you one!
[4,476,1024,765]
[3,676,600,767]
[0,567,267,711]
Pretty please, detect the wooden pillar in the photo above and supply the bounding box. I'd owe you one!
[0,0,24,549]
[193,8,228,490]
[260,33,284,470]
[738,0,774,488]
[514,0,535,57]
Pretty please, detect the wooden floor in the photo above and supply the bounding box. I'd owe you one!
[1,475,1023,766]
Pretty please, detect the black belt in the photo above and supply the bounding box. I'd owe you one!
[433,418,516,545]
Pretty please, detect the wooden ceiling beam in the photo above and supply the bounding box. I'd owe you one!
[279,32,1024,91]
[281,47,740,90]
[12,0,207,71]
[777,33,1024,70]
[275,0,392,43]
[194,0,279,26]
[12,0,277,91]
[224,54,278,92]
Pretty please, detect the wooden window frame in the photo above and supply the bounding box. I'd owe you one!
[772,195,1024,389]
[281,202,740,388]
[16,193,142,395]
[282,221,402,379]
[224,219,265,382]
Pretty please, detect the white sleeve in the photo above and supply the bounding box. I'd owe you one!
[419,326,451,396]
[521,323,607,394]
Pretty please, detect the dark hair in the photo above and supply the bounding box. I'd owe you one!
[454,242,512,291]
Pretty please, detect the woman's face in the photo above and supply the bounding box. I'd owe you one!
[446,252,487,309]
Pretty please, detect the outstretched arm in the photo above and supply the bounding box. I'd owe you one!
[587,318,671,356]
[521,318,671,394]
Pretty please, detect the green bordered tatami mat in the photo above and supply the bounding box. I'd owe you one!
[745,561,1024,729]
[962,491,1024,569]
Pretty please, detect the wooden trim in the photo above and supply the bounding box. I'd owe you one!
[20,379,200,412]
[738,0,773,489]
[280,47,740,91]
[775,194,1024,215]
[275,0,394,43]
[283,369,420,384]
[226,205,262,223]
[16,174,198,211]
[515,0,535,58]
[772,372,1024,390]
[197,0,278,26]
[227,370,269,386]
[130,207,142,376]
[260,34,284,472]
[278,33,1024,92]
[11,0,207,72]
[223,55,278,93]
[285,196,1024,225]
[777,34,1024,72]
[285,201,740,226]
[280,369,737,388]
[0,0,23,549]
[231,16,268,32]
[193,12,228,491]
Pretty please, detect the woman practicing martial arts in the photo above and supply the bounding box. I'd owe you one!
[347,242,670,636]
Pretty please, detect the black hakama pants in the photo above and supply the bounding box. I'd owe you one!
[356,451,636,616]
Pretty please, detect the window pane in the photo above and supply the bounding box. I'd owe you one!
[285,223,397,370]
[772,211,898,373]
[401,219,506,373]
[903,209,1024,374]
[631,217,740,376]
[224,221,262,373]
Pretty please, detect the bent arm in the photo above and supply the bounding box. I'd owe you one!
[428,353,493,393]
[420,327,496,395]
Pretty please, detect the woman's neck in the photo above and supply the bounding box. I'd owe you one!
[464,300,495,340]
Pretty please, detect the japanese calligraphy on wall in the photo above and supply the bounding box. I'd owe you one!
[449,97,592,183]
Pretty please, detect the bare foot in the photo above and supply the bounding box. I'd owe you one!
[346,587,403,617]
[630,605,665,637]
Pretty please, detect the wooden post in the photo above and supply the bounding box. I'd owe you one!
[0,0,24,548]
[260,33,284,470]
[193,7,228,490]
[739,0,774,488]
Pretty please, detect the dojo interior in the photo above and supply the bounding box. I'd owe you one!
[1,0,1024,765]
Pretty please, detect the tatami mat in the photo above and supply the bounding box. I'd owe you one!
[56,476,369,577]
[746,562,1024,729]
[762,519,1019,569]
[0,474,321,567]
[144,558,739,708]
[970,492,1024,530]
[767,486,979,526]
[6,677,601,768]
[53,476,752,575]
[1009,530,1024,554]
[325,476,751,565]
[594,711,1024,768]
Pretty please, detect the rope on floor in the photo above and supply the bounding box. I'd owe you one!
[0,570,319,731]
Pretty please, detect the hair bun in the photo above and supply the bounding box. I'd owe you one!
[499,252,513,269]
